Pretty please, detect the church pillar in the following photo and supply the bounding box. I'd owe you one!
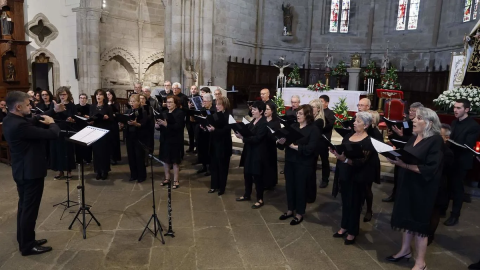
[138,20,144,81]
[430,0,443,69]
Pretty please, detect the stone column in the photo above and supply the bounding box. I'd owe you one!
[347,68,361,90]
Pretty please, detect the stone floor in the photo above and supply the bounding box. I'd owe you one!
[0,146,479,270]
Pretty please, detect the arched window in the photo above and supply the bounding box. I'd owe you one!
[329,0,350,33]
[464,0,479,22]
[396,0,421,31]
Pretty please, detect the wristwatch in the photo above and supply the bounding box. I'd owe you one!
[344,158,349,164]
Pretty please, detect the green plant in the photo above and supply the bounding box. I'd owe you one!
[331,61,347,77]
[363,61,379,79]
[307,81,330,92]
[273,93,286,116]
[286,65,302,86]
[380,67,402,90]
[332,97,353,128]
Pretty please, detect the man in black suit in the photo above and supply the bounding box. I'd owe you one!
[172,82,189,114]
[0,100,7,122]
[319,95,335,188]
[3,91,61,256]
[444,99,480,226]
[186,85,200,153]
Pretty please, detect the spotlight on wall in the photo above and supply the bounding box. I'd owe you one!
[102,0,107,9]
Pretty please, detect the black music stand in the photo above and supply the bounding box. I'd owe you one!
[53,129,79,220]
[67,127,107,239]
[138,141,166,243]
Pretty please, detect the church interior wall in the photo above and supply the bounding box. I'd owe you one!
[24,0,80,100]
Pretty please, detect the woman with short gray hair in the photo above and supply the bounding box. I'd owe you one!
[386,107,443,270]
[330,111,378,244]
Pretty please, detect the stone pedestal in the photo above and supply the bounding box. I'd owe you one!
[347,68,361,90]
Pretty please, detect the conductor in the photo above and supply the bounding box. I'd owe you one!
[2,91,63,256]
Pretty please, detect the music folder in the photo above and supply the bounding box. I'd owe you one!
[334,116,354,129]
[334,127,352,138]
[371,138,421,165]
[190,96,203,111]
[390,139,407,149]
[229,115,253,137]
[67,126,109,146]
[320,135,364,159]
[74,115,90,128]
[116,113,134,124]
[383,117,411,130]
[267,124,303,145]
[155,94,167,104]
[157,111,176,124]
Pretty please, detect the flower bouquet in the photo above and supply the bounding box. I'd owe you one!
[332,97,353,128]
[331,61,347,77]
[380,67,401,90]
[307,81,330,92]
[286,65,302,87]
[273,92,286,116]
[363,60,379,79]
[433,85,480,114]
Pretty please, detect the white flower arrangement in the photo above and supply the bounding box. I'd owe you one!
[433,85,480,113]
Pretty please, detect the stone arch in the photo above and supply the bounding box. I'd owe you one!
[30,47,61,91]
[142,51,164,73]
[100,47,139,76]
[101,54,136,87]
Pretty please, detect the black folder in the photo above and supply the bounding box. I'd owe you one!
[334,116,354,129]
[230,122,253,137]
[390,139,408,149]
[335,144,364,159]
[383,117,411,130]
[158,112,176,124]
[116,113,135,124]
[155,95,167,104]
[379,149,421,165]
[334,127,352,138]
[267,125,304,145]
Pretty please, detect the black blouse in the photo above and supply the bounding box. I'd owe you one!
[89,104,113,130]
[278,123,320,164]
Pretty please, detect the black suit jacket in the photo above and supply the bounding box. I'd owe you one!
[450,117,480,170]
[3,113,60,184]
[239,116,268,175]
[323,108,335,140]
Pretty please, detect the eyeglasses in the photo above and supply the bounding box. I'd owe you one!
[41,94,49,96]
[357,104,367,107]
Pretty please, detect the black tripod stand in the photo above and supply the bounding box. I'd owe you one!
[53,130,79,219]
[138,141,165,243]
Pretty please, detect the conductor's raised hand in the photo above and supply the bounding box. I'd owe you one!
[53,100,66,113]
[39,115,55,125]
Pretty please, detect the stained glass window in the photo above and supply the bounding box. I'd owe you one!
[329,0,340,33]
[396,0,408,30]
[463,0,479,22]
[340,0,351,33]
[408,0,420,30]
[474,0,479,20]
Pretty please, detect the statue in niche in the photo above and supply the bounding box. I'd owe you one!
[183,65,198,88]
[1,11,12,36]
[282,3,293,36]
[381,53,390,74]
[0,0,7,9]
[6,61,15,81]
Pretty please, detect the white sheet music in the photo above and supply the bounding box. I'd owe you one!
[242,117,250,125]
[228,114,237,124]
[70,126,109,146]
[74,115,88,121]
[391,139,407,144]
[403,122,409,129]
[371,138,394,153]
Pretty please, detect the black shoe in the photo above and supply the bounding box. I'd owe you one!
[101,172,108,180]
[279,213,294,220]
[469,261,480,269]
[54,174,64,180]
[197,168,206,174]
[208,189,216,193]
[129,178,137,182]
[251,201,264,209]
[22,245,53,256]
[204,171,211,176]
[344,237,356,245]
[96,173,101,180]
[218,191,225,196]
[386,252,412,262]
[236,196,251,201]
[290,216,303,225]
[333,232,347,238]
[137,179,146,183]
[363,212,373,222]
[319,181,328,188]
[444,216,459,226]
[382,195,395,202]
[35,239,47,246]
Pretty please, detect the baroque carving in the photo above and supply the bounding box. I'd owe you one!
[100,47,139,75]
[25,13,59,47]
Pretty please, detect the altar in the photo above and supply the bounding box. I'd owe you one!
[282,88,367,112]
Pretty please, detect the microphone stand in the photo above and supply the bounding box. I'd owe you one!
[53,128,79,219]
[138,140,166,243]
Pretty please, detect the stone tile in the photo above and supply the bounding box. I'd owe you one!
[193,210,229,228]
[149,246,197,270]
[59,250,105,270]
[66,230,115,251]
[194,227,244,269]
[226,210,265,226]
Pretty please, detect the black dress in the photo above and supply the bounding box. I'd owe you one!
[75,104,92,163]
[209,111,232,192]
[196,107,216,170]
[90,104,113,174]
[109,102,122,162]
[36,102,52,113]
[278,123,320,215]
[308,118,324,203]
[158,108,185,164]
[50,102,77,172]
[125,107,149,181]
[333,134,377,236]
[264,118,281,189]
[391,135,444,237]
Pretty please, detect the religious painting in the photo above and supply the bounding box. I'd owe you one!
[407,0,420,30]
[329,0,340,33]
[464,0,473,22]
[448,54,467,90]
[473,0,479,20]
[396,0,408,31]
[467,38,480,72]
[340,0,350,33]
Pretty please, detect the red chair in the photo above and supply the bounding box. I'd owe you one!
[384,99,405,121]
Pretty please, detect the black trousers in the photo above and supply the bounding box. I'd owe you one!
[449,169,468,217]
[285,161,310,215]
[340,180,367,236]
[319,147,330,183]
[307,157,318,203]
[244,173,264,201]
[210,157,230,192]
[186,121,197,151]
[16,178,45,254]
[126,137,147,180]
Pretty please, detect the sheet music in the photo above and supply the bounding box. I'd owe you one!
[403,122,409,129]
[371,138,394,153]
[74,115,88,121]
[242,117,250,125]
[70,126,109,146]
[267,125,275,134]
[228,114,236,124]
[391,139,407,144]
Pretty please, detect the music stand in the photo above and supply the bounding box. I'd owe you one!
[67,126,108,239]
[53,129,79,220]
